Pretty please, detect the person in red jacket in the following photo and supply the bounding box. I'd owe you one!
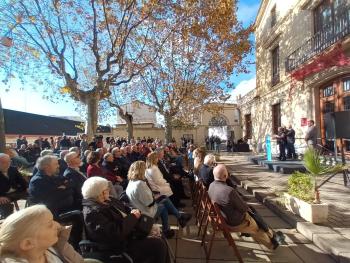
[86,151,123,198]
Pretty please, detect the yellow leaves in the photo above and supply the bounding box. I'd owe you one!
[29,16,36,23]
[28,48,40,58]
[60,86,71,94]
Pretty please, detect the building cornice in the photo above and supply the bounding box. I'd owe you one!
[254,0,269,30]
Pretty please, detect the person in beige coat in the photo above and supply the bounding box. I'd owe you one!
[0,205,84,263]
[145,152,173,197]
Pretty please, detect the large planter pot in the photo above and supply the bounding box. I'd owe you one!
[284,193,329,223]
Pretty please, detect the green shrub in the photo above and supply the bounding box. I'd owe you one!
[287,171,314,202]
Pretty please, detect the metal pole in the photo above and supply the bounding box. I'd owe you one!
[332,113,338,162]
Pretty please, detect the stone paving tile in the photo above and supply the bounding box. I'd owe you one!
[289,244,335,263]
[225,154,350,230]
[260,245,304,263]
[262,216,293,229]
[275,229,311,244]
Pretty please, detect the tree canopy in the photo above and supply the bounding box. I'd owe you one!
[0,0,173,138]
[1,0,252,141]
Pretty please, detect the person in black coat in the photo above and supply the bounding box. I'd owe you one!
[58,150,69,177]
[114,149,131,178]
[63,152,86,210]
[28,155,74,219]
[198,154,216,189]
[156,148,186,208]
[0,153,28,218]
[286,125,297,159]
[82,177,170,263]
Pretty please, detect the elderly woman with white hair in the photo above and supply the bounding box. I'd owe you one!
[198,154,216,189]
[0,204,84,263]
[82,176,171,263]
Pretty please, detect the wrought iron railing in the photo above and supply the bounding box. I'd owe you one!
[285,6,350,72]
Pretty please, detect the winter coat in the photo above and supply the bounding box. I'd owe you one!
[145,165,173,197]
[82,198,138,252]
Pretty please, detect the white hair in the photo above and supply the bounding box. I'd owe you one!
[69,147,80,153]
[64,152,78,164]
[59,150,69,159]
[103,153,113,160]
[0,205,50,257]
[36,155,58,170]
[204,154,216,166]
[82,177,109,200]
[40,149,53,157]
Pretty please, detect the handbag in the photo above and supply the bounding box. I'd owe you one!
[133,214,154,239]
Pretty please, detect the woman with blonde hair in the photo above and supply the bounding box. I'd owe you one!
[0,204,83,263]
[145,152,173,197]
[126,161,191,239]
[193,147,205,179]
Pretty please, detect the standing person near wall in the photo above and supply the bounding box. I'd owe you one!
[286,125,297,159]
[274,127,287,161]
[305,120,317,148]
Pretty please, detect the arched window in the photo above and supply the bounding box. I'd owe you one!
[209,116,227,127]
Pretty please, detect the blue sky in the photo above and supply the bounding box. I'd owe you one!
[0,0,261,123]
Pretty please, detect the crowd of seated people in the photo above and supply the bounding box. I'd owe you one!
[0,133,285,262]
[0,133,197,262]
[0,153,28,219]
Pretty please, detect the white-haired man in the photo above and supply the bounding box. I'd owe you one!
[63,152,86,209]
[29,155,74,218]
[208,164,283,250]
[198,154,216,188]
[0,153,28,218]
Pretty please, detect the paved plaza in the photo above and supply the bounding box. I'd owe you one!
[164,159,337,263]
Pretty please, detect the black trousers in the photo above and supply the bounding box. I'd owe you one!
[168,179,186,207]
[286,142,296,158]
[278,143,286,160]
[128,237,171,263]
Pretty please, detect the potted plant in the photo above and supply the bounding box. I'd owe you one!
[284,148,344,223]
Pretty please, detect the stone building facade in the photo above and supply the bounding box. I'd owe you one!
[239,0,350,154]
[113,102,242,146]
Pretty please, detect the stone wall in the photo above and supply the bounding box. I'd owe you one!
[239,0,350,154]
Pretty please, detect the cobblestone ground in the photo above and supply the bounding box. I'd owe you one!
[219,153,350,238]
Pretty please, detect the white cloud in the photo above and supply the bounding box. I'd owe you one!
[228,76,256,102]
[237,2,260,26]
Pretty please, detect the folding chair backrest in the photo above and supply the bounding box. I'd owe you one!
[212,202,231,231]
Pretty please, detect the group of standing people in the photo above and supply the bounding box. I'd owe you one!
[274,120,317,161]
[274,125,297,161]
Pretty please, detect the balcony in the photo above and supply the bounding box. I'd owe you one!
[285,6,350,72]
